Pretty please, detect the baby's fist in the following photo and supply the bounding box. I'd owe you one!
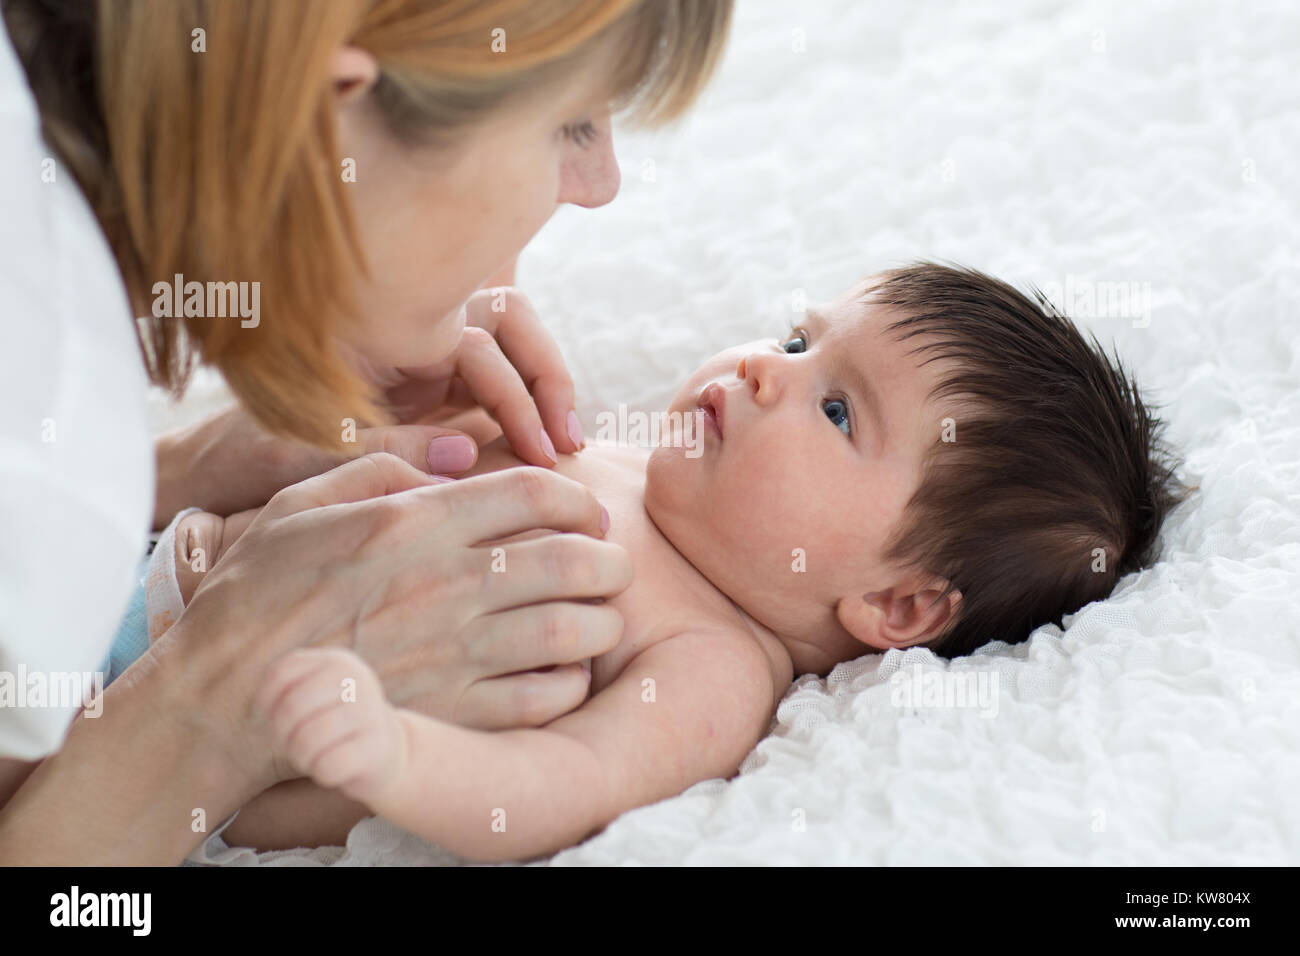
[257,647,405,806]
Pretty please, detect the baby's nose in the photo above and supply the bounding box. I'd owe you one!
[737,352,779,404]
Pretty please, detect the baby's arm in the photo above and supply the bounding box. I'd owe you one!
[261,628,779,862]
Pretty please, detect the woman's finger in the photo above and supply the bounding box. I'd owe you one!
[153,405,474,526]
[475,535,634,612]
[293,424,478,477]
[262,452,443,519]
[466,288,581,453]
[455,665,594,730]
[361,425,479,476]
[452,326,556,467]
[435,467,616,545]
[463,602,622,673]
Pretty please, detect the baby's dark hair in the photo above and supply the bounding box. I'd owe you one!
[869,262,1194,659]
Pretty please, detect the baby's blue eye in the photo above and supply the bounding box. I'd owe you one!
[781,333,807,353]
[822,398,851,435]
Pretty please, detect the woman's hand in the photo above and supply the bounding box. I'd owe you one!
[153,402,483,528]
[379,287,586,463]
[178,453,632,787]
[154,288,583,528]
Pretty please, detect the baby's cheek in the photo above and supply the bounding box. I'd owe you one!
[738,467,843,577]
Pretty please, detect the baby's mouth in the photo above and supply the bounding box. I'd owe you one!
[697,383,726,439]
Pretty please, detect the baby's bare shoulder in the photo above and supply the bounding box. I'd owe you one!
[652,624,772,670]
[544,626,781,812]
[652,624,790,712]
[608,625,782,730]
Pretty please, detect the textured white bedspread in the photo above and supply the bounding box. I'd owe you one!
[164,0,1300,865]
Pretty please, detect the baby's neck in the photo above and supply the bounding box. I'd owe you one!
[617,449,857,678]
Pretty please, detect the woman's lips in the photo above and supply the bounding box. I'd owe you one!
[698,383,726,439]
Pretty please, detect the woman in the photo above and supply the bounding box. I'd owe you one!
[0,0,732,863]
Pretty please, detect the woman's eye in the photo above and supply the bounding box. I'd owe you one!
[822,398,851,436]
[562,121,598,147]
[781,332,807,353]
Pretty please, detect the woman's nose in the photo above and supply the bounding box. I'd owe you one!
[737,352,782,406]
[558,116,621,208]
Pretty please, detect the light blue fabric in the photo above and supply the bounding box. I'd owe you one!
[100,555,153,686]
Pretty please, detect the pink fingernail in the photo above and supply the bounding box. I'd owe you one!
[599,505,610,534]
[427,436,475,473]
[428,475,456,484]
[539,427,558,464]
[566,410,585,449]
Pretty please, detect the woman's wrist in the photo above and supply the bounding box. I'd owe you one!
[158,608,287,795]
[153,412,233,529]
[153,404,291,529]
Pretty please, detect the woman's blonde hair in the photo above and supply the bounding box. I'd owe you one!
[3,0,733,447]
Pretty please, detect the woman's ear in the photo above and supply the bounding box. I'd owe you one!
[835,579,961,651]
[332,46,380,104]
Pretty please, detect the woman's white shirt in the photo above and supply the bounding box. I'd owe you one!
[0,16,153,758]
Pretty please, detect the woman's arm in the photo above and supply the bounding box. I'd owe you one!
[1,455,631,863]
[0,617,265,864]
[0,759,38,811]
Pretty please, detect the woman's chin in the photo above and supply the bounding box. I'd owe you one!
[408,304,468,367]
[347,304,468,373]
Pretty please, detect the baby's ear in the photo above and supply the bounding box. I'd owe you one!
[835,578,961,652]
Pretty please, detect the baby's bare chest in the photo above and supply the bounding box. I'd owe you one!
[568,455,740,693]
[469,441,745,694]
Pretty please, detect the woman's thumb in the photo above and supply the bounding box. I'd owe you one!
[361,426,479,476]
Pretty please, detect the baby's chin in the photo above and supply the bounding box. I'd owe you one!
[643,439,693,526]
[644,444,759,597]
[645,423,716,539]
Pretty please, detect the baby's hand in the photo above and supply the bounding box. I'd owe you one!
[173,510,226,607]
[257,647,407,806]
[174,506,260,607]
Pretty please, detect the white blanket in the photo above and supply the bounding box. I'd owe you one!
[164,0,1300,865]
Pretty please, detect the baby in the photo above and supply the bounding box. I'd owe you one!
[145,263,1191,862]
